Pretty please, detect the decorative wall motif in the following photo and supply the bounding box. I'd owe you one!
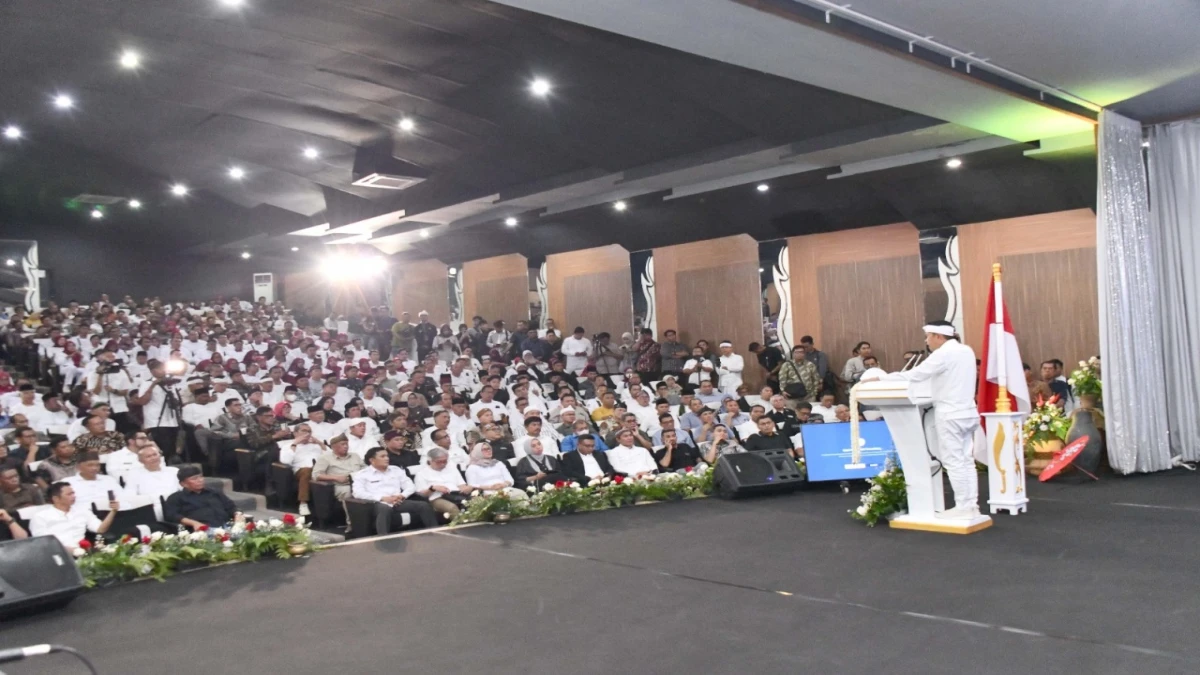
[772,244,793,354]
[537,262,549,329]
[938,233,964,336]
[640,255,656,337]
[0,240,40,312]
[448,269,464,325]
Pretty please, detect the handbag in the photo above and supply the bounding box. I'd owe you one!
[782,362,807,399]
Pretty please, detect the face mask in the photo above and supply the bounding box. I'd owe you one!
[285,394,297,402]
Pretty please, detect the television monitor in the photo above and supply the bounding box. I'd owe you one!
[800,420,896,482]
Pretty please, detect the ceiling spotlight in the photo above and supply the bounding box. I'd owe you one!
[90,208,104,220]
[613,200,628,212]
[504,217,518,227]
[419,229,429,238]
[303,147,319,159]
[946,158,963,169]
[758,267,765,273]
[530,78,552,97]
[53,94,74,110]
[290,246,299,252]
[1142,140,1151,148]
[240,251,252,259]
[228,166,245,180]
[398,117,415,132]
[2,126,20,140]
[119,50,141,69]
[128,199,142,210]
[5,259,16,267]
[448,267,457,276]
[170,184,188,196]
[756,183,769,193]
[219,0,244,6]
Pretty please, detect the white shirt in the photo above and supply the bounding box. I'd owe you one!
[87,370,133,413]
[352,465,416,500]
[580,451,605,479]
[63,474,125,512]
[67,416,116,441]
[450,370,479,394]
[308,421,339,443]
[469,399,507,422]
[137,380,181,428]
[810,403,838,423]
[606,444,658,476]
[882,339,978,420]
[290,441,324,471]
[717,354,744,393]
[683,358,715,386]
[465,463,515,493]
[420,426,466,450]
[513,432,560,458]
[361,395,393,416]
[102,448,141,480]
[7,400,48,429]
[29,506,103,550]
[182,402,223,428]
[414,464,467,500]
[486,330,511,348]
[345,433,377,460]
[560,336,592,373]
[125,466,181,499]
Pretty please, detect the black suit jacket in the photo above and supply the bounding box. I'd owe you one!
[560,450,616,485]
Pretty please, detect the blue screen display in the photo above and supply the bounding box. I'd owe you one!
[800,420,896,482]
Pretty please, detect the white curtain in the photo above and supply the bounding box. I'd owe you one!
[1148,119,1200,462]
[1096,110,1172,473]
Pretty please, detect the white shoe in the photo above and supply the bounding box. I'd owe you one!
[298,503,311,517]
[937,504,980,520]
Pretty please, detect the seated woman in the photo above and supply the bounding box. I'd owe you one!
[317,396,343,423]
[514,438,569,490]
[463,443,528,500]
[700,424,746,464]
[273,401,302,424]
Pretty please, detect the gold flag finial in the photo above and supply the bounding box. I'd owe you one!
[992,262,1002,282]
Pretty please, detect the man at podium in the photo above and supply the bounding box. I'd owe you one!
[862,321,980,519]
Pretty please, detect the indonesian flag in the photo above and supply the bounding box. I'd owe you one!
[974,274,1031,461]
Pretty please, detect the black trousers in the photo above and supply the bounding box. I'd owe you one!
[373,500,438,534]
[148,426,180,462]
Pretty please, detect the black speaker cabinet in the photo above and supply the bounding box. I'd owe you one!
[713,450,805,499]
[0,536,85,619]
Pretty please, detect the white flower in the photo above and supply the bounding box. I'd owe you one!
[870,484,882,493]
[223,540,234,549]
[525,485,537,493]
[212,528,227,537]
[1039,424,1049,431]
[231,523,245,535]
[855,505,867,516]
[569,482,580,489]
[189,531,207,542]
[1067,378,1076,386]
[471,490,481,497]
[72,547,86,558]
[1079,361,1087,367]
[150,532,163,542]
[140,563,153,574]
[268,518,283,528]
[1088,356,1099,365]
[141,545,152,556]
[543,484,555,492]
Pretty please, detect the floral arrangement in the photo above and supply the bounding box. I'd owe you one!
[1068,357,1102,399]
[74,514,314,587]
[849,456,907,527]
[1022,394,1071,455]
[452,466,715,525]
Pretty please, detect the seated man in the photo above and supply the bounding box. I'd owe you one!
[0,505,29,541]
[479,423,516,462]
[63,452,125,512]
[72,415,126,455]
[289,423,326,517]
[744,416,796,457]
[560,434,616,486]
[311,435,366,501]
[352,447,439,534]
[519,416,561,457]
[382,430,422,469]
[412,447,472,520]
[652,414,696,448]
[737,405,765,442]
[35,439,80,489]
[834,405,852,423]
[30,482,119,549]
[0,463,44,512]
[343,419,376,459]
[810,393,838,423]
[559,420,610,453]
[103,431,150,482]
[124,444,181,502]
[653,428,702,473]
[767,395,801,436]
[605,413,654,451]
[163,466,239,530]
[694,380,725,407]
[605,429,659,480]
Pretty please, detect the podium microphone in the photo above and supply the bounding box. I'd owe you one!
[0,644,98,673]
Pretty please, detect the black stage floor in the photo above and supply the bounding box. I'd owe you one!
[5,470,1200,675]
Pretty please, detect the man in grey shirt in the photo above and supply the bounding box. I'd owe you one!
[659,329,689,378]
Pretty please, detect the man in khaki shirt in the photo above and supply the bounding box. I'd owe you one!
[311,435,365,500]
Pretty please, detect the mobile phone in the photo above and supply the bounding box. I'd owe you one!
[108,490,116,501]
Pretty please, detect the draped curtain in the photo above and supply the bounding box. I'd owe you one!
[1148,119,1200,462]
[1096,110,1172,473]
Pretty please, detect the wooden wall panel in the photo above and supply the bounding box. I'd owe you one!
[462,254,528,326]
[958,209,1097,365]
[817,257,925,373]
[654,235,762,388]
[563,270,634,337]
[545,245,632,337]
[392,259,449,325]
[788,223,922,373]
[281,271,327,325]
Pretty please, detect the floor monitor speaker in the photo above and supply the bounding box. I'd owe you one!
[713,450,805,499]
[0,535,85,619]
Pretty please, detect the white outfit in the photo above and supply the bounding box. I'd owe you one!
[882,339,980,510]
[125,466,181,500]
[579,452,605,480]
[86,370,133,414]
[465,463,516,494]
[137,380,181,429]
[29,507,105,550]
[290,442,324,471]
[413,464,467,500]
[606,444,658,476]
[63,474,125,512]
[345,433,377,460]
[352,466,416,500]
[682,358,715,386]
[102,448,141,481]
[361,395,393,417]
[810,403,838,423]
[67,416,116,441]
[560,336,592,374]
[717,354,744,396]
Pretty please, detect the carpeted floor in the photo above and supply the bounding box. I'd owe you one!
[4,470,1200,675]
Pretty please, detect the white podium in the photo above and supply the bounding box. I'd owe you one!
[853,379,992,534]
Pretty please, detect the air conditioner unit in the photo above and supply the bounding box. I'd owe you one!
[252,273,275,304]
[351,172,425,190]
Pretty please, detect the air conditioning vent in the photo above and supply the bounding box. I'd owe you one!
[73,194,127,205]
[351,173,425,190]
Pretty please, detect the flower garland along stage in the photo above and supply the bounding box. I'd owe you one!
[849,456,907,527]
[74,514,313,587]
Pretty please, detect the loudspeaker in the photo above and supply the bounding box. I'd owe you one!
[0,536,85,619]
[713,450,805,499]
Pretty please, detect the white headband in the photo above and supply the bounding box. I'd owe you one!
[719,341,733,348]
[922,324,956,337]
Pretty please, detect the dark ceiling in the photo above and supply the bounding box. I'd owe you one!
[0,0,1095,263]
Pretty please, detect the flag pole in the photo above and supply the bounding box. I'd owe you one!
[992,263,1012,413]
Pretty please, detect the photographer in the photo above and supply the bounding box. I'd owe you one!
[87,348,136,434]
[130,359,185,463]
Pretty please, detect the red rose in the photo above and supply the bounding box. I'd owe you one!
[613,475,624,484]
[685,466,694,473]
[220,534,231,542]
[554,480,567,488]
[197,524,209,532]
[282,513,296,526]
[141,536,152,545]
[244,521,256,531]
[120,534,132,544]
[79,539,92,550]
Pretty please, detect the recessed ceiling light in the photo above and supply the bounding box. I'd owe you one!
[419,229,429,238]
[240,251,252,259]
[303,147,319,159]
[398,117,415,132]
[90,208,104,220]
[448,267,457,275]
[128,199,142,210]
[758,267,765,273]
[530,78,552,97]
[613,200,628,212]
[119,50,141,69]
[171,184,188,196]
[53,94,74,110]
[228,166,245,180]
[2,126,20,140]
[1142,140,1150,148]
[290,246,299,252]
[504,217,518,227]
[219,0,244,7]
[946,158,963,169]
[5,259,16,267]
[756,183,769,192]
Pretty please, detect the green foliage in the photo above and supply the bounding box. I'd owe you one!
[1068,357,1102,398]
[849,456,908,527]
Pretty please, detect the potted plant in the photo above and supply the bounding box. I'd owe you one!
[1068,357,1102,410]
[1023,394,1071,476]
[849,456,907,527]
